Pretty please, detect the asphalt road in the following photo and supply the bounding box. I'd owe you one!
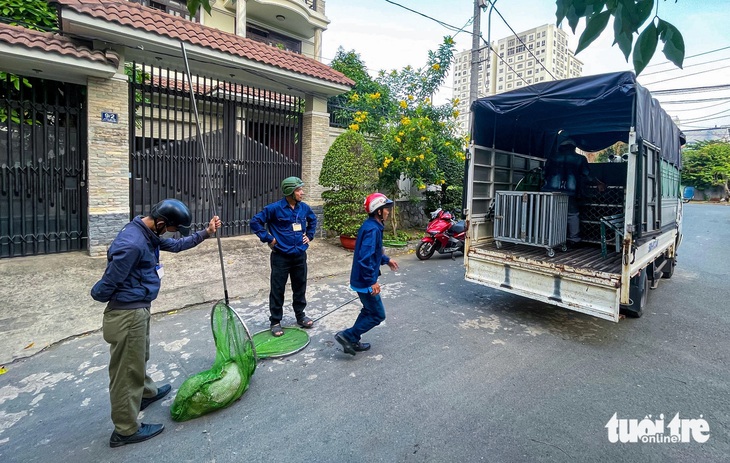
[0,203,727,462]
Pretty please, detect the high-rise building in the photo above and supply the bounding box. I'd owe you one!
[452,23,583,134]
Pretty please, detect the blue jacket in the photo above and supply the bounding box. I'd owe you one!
[350,217,391,291]
[250,198,317,255]
[90,217,208,307]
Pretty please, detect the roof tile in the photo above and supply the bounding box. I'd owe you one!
[51,0,353,87]
[0,23,120,67]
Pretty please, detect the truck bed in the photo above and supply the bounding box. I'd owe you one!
[473,239,623,276]
[466,238,624,321]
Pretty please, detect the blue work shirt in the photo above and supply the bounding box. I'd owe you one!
[350,216,391,291]
[250,198,317,255]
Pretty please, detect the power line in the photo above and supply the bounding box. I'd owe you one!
[383,0,470,33]
[662,99,730,112]
[641,55,730,77]
[642,64,730,86]
[645,45,730,69]
[661,97,730,105]
[652,84,730,95]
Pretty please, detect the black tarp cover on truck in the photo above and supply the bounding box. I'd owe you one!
[470,71,683,167]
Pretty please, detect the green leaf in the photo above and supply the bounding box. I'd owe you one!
[576,10,611,55]
[657,19,685,69]
[633,21,658,75]
[555,0,568,25]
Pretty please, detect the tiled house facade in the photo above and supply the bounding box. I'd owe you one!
[0,0,352,257]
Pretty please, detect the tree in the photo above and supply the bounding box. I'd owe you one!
[681,141,730,200]
[319,130,379,237]
[555,0,685,75]
[329,37,466,235]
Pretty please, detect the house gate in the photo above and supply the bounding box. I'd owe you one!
[129,63,303,236]
[1,74,87,258]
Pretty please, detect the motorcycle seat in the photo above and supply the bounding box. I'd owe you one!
[450,220,466,234]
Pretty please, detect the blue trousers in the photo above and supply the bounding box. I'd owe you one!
[342,291,386,343]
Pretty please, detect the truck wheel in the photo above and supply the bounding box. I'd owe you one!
[621,269,648,318]
[661,258,676,279]
[416,241,436,260]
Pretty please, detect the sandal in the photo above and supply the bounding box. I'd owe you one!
[296,316,314,329]
[270,324,284,337]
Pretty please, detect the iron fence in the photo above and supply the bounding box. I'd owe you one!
[129,63,303,237]
[1,74,86,257]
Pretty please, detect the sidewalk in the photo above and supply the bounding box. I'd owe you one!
[0,235,374,365]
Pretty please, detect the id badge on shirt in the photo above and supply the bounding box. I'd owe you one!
[156,263,164,279]
[292,222,302,232]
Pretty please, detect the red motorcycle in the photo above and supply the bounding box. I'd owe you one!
[416,208,466,260]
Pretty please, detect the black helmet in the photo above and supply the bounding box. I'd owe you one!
[150,199,192,236]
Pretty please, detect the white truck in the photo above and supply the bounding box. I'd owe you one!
[464,72,684,322]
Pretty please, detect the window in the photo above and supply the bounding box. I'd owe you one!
[138,0,199,21]
[517,63,523,69]
[247,25,302,54]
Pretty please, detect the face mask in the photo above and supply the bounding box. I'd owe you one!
[160,231,177,239]
[154,221,175,238]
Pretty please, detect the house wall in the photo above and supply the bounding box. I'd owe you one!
[87,73,131,256]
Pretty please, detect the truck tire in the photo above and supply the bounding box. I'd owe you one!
[661,258,676,279]
[621,269,648,318]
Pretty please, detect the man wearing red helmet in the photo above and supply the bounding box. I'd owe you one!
[335,193,399,355]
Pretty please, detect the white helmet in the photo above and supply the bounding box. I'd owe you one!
[363,193,393,214]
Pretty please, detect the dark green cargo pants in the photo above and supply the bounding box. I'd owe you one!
[103,307,159,435]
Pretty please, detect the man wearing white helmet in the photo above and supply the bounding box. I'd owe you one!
[335,193,399,355]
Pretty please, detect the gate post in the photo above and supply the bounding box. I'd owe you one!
[86,72,130,257]
[301,95,329,212]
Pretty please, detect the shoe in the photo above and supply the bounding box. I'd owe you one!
[296,316,314,329]
[353,342,370,352]
[109,423,164,448]
[140,383,171,411]
[335,332,356,356]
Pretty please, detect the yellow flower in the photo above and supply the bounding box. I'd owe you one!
[369,92,381,100]
[406,157,411,162]
[378,167,383,173]
[407,95,414,101]
[419,154,425,160]
[424,97,431,104]
[441,179,446,184]
[446,37,454,45]
[350,93,359,102]
[398,131,405,136]
[432,63,440,71]
[349,123,359,131]
[445,141,451,146]
[395,136,402,143]
[453,98,460,105]
[401,117,411,125]
[420,136,426,141]
[399,100,408,109]
[453,110,460,118]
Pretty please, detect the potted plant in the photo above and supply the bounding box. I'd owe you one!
[319,130,378,249]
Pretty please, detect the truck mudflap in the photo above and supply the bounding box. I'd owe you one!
[465,251,621,322]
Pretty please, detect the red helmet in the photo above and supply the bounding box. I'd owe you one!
[364,193,393,214]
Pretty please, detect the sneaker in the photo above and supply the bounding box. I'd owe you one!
[109,423,164,448]
[335,332,356,356]
[353,342,370,352]
[140,383,171,411]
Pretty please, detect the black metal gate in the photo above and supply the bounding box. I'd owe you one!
[1,74,87,258]
[129,63,303,236]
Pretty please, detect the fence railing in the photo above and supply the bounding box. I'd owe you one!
[327,103,356,129]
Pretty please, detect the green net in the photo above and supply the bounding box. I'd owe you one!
[251,327,310,359]
[170,301,256,422]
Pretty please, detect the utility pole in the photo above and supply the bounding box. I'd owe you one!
[468,0,484,109]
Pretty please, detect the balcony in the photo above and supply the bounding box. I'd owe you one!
[227,0,329,38]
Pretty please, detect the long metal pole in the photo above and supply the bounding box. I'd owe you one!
[180,42,230,305]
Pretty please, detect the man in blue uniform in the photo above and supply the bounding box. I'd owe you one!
[91,199,221,447]
[335,193,399,355]
[250,176,317,337]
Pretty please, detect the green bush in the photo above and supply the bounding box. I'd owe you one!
[319,130,378,237]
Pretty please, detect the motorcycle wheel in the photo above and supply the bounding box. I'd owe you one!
[416,241,436,260]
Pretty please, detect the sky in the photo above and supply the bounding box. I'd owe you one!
[321,0,730,134]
